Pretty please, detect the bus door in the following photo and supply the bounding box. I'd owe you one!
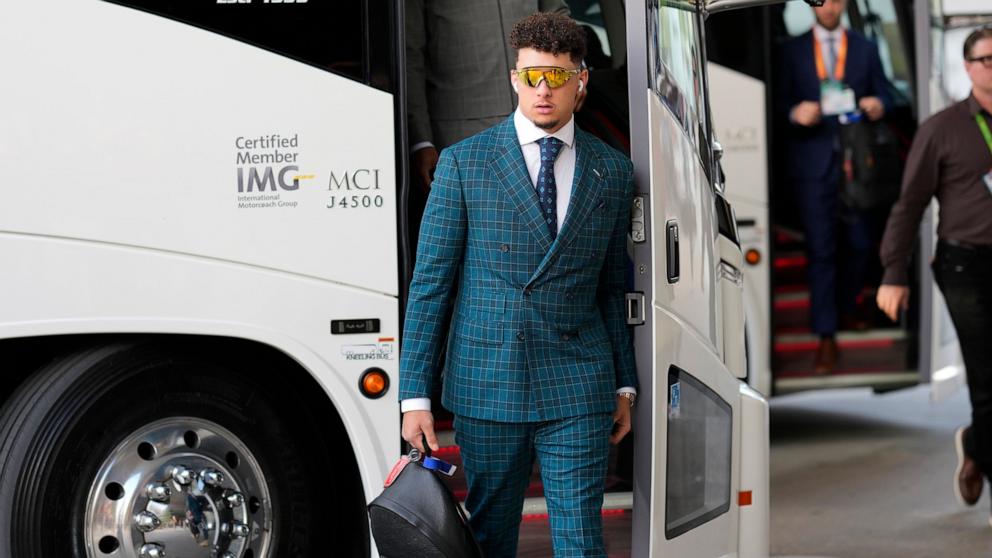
[628,1,748,555]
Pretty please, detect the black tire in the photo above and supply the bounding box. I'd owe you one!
[0,342,369,558]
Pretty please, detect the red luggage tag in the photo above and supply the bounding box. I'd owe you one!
[384,456,411,487]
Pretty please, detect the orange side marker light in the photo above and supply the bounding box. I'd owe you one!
[359,368,390,399]
[739,490,753,507]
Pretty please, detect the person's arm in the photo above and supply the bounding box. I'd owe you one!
[879,123,940,287]
[598,159,638,393]
[773,42,820,127]
[399,149,467,450]
[600,160,637,444]
[860,40,893,120]
[406,0,433,148]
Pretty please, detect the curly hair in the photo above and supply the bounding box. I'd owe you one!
[509,12,587,64]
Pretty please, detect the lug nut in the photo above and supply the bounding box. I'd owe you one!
[134,511,161,532]
[139,543,166,558]
[171,465,193,486]
[219,553,236,558]
[145,482,172,502]
[226,520,250,538]
[224,490,245,508]
[200,468,225,487]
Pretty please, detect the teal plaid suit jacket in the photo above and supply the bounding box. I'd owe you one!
[399,116,637,423]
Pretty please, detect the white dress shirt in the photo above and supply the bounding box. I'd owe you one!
[813,23,845,77]
[515,108,576,231]
[401,109,635,413]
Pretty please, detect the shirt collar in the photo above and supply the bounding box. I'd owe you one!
[514,108,575,149]
[813,23,845,43]
[967,93,987,117]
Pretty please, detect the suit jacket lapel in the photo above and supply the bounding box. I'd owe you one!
[532,131,604,280]
[554,131,602,253]
[488,118,554,253]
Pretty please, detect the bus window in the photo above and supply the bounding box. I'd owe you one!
[104,0,367,84]
[572,0,631,153]
[648,1,712,178]
[571,0,614,65]
[854,0,915,103]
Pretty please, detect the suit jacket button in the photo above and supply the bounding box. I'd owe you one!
[500,244,510,253]
[565,292,574,301]
[516,331,526,341]
[561,333,571,341]
[523,288,532,297]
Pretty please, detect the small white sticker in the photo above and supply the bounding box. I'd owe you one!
[669,382,681,419]
[342,337,395,361]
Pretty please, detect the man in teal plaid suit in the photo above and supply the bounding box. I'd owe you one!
[400,12,637,558]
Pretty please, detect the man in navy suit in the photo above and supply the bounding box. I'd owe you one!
[775,0,893,373]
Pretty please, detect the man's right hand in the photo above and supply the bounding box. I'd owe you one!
[402,410,439,454]
[876,285,910,322]
[413,146,439,193]
[791,101,822,127]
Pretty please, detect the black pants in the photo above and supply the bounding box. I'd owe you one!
[933,241,992,479]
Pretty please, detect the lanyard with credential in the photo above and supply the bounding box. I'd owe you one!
[977,113,992,157]
[813,31,848,82]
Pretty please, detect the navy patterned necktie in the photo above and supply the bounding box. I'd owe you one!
[536,136,564,239]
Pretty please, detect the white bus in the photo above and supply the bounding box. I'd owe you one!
[0,0,813,556]
[706,0,991,399]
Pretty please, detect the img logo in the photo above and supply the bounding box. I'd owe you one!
[237,166,300,192]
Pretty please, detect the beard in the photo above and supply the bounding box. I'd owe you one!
[533,117,560,130]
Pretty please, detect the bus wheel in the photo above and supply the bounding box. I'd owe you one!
[0,342,365,558]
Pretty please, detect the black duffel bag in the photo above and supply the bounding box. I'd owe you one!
[838,114,902,211]
[368,451,482,558]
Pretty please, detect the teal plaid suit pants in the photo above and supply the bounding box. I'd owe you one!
[455,413,614,558]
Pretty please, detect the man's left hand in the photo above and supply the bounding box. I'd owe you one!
[610,395,632,445]
[859,96,885,121]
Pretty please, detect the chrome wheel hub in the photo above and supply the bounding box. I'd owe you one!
[85,417,273,558]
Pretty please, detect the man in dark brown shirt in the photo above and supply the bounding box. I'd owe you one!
[878,26,992,522]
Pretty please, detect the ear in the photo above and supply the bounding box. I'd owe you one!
[510,72,519,94]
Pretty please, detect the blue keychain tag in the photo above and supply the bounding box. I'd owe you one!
[422,456,458,477]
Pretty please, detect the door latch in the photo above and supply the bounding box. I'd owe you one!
[626,292,645,326]
[631,196,646,244]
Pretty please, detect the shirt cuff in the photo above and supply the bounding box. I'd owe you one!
[616,387,637,396]
[410,141,435,154]
[400,397,432,413]
[881,265,909,286]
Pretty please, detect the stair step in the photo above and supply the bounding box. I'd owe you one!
[775,329,906,352]
[775,371,919,394]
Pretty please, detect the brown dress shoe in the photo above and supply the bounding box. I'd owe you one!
[955,426,984,506]
[813,337,838,375]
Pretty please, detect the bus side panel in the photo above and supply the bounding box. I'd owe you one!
[708,63,772,396]
[738,384,770,558]
[0,0,397,295]
[648,309,742,557]
[647,90,742,557]
[0,232,400,507]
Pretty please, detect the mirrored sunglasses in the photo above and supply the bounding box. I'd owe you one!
[513,66,581,89]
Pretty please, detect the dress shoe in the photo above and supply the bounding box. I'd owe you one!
[813,337,838,375]
[954,426,984,506]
